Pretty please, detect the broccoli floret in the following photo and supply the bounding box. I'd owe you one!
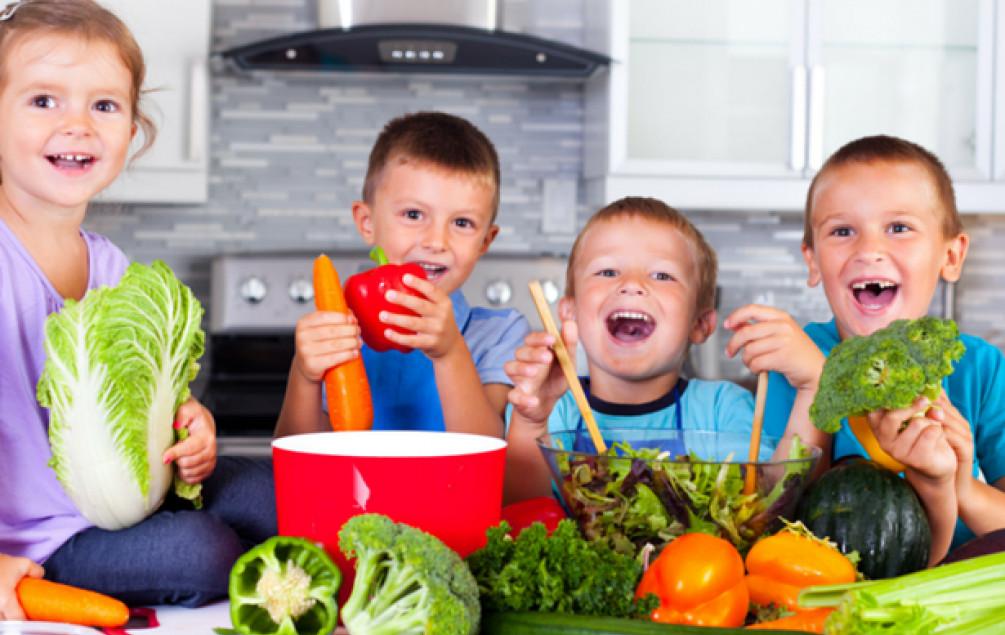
[810,317,965,433]
[338,514,480,635]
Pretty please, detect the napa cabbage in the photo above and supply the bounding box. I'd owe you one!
[36,260,205,530]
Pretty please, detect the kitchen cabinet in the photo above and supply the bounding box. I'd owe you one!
[584,0,1005,212]
[95,0,211,204]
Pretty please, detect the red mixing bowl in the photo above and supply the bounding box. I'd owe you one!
[272,431,507,604]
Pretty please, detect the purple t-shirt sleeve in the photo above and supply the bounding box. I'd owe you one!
[0,221,129,562]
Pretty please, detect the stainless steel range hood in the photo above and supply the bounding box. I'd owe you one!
[220,0,609,79]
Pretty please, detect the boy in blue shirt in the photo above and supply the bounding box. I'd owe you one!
[276,112,529,437]
[504,197,754,502]
[725,135,1005,563]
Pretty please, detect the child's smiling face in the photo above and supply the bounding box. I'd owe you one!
[0,34,135,212]
[560,216,714,394]
[352,158,498,295]
[802,159,968,340]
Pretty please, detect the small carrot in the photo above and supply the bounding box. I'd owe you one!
[313,254,374,431]
[746,607,833,632]
[16,577,129,627]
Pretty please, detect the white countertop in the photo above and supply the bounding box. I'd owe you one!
[136,602,347,634]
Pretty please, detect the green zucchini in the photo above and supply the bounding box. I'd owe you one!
[480,612,810,634]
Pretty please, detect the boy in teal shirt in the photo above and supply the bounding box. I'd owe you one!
[725,135,1005,562]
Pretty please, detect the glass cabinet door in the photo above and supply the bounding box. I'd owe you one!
[623,0,804,176]
[811,0,990,179]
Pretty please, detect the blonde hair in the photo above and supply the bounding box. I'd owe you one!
[0,0,156,173]
[363,111,500,221]
[565,196,718,312]
[804,135,962,248]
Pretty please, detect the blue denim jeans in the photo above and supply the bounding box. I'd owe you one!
[44,456,276,607]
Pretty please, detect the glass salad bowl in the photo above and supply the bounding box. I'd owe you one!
[537,428,820,556]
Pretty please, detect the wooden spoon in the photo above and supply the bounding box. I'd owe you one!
[743,371,769,495]
[528,281,607,454]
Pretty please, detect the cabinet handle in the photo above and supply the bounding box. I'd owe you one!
[188,59,208,163]
[808,65,826,170]
[789,65,807,171]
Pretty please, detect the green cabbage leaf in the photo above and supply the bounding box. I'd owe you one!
[37,260,205,530]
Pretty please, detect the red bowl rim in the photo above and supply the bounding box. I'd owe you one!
[272,430,507,458]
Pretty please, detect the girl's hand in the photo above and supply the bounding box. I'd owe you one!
[0,554,43,620]
[867,397,957,482]
[163,397,217,484]
[724,304,825,391]
[504,323,578,425]
[930,392,975,498]
[292,311,362,383]
[380,274,460,359]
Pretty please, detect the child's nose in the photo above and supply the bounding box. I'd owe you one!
[618,275,647,295]
[59,109,95,137]
[421,224,448,251]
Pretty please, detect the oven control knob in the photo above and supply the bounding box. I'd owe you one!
[485,279,512,306]
[288,278,314,304]
[239,276,267,304]
[541,279,561,304]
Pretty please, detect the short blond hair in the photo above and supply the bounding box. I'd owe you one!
[565,197,718,312]
[804,135,962,248]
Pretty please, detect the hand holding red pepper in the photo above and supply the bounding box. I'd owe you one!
[636,532,749,628]
[344,247,427,353]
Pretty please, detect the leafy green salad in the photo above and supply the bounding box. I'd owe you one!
[554,436,815,556]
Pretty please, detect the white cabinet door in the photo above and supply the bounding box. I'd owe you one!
[590,0,806,178]
[95,0,211,203]
[809,0,991,180]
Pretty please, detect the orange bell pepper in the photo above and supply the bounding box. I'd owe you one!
[745,523,856,613]
[636,533,749,628]
[746,607,834,633]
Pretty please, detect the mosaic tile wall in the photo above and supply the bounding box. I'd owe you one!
[86,0,1005,384]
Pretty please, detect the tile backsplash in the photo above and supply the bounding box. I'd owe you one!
[86,0,1005,382]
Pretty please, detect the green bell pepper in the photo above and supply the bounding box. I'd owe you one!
[228,536,341,635]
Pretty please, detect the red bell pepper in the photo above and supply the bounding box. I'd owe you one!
[501,497,567,536]
[344,247,428,353]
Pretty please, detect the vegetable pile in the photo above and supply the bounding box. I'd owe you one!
[810,317,964,434]
[37,260,205,530]
[338,513,481,635]
[466,519,654,619]
[553,436,815,555]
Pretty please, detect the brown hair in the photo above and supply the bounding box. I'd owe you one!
[362,111,500,220]
[0,0,156,164]
[803,135,962,248]
[565,196,718,312]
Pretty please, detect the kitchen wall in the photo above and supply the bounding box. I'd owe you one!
[86,0,1005,383]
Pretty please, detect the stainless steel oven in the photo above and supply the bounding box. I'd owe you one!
[202,252,567,456]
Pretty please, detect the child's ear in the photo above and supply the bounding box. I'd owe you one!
[351,200,376,246]
[689,308,717,344]
[801,243,822,287]
[479,224,500,255]
[939,232,970,283]
[557,296,576,323]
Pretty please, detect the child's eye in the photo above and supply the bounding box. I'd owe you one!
[31,95,56,109]
[403,209,422,221]
[596,268,617,278]
[453,218,474,229]
[94,100,120,114]
[830,226,852,237]
[889,222,911,234]
[652,271,674,282]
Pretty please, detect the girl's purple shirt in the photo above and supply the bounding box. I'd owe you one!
[0,217,128,562]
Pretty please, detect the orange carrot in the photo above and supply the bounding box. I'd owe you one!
[313,254,374,430]
[16,577,129,627]
[746,607,833,632]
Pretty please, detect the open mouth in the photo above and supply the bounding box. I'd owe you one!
[417,261,448,281]
[47,153,95,170]
[851,279,899,310]
[605,309,655,342]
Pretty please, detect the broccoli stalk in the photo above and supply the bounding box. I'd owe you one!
[338,514,480,635]
[810,317,965,434]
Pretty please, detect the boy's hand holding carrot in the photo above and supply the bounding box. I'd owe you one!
[379,273,461,359]
[292,311,363,383]
[505,322,580,426]
[0,554,42,620]
[724,304,825,391]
